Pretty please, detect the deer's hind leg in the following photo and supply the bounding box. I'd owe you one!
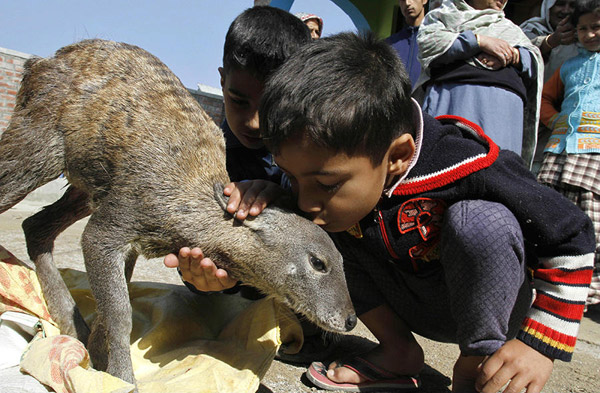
[22,186,92,342]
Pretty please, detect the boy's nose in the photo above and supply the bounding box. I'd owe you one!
[246,111,259,131]
[297,194,321,216]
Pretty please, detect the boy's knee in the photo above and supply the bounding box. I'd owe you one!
[445,200,521,242]
[442,200,524,265]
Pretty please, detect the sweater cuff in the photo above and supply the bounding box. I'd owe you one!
[517,316,578,361]
[520,254,594,361]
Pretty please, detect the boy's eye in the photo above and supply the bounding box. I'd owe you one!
[228,94,249,106]
[318,182,341,193]
[230,98,248,106]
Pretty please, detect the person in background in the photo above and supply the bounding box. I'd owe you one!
[537,0,600,311]
[520,0,578,82]
[296,12,324,39]
[521,0,578,173]
[416,0,543,168]
[385,0,429,86]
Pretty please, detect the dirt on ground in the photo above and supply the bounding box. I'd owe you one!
[1,190,598,393]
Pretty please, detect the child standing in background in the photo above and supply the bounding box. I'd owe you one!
[537,0,600,309]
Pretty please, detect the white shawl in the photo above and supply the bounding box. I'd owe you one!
[416,0,544,167]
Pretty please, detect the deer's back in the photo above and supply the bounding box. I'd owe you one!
[19,39,228,200]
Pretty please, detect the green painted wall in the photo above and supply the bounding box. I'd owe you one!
[350,0,399,38]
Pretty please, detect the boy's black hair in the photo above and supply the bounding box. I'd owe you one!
[571,0,600,25]
[223,6,311,81]
[260,31,413,166]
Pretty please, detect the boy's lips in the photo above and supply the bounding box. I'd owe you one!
[310,214,327,227]
[242,133,261,142]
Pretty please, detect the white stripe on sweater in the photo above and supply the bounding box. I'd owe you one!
[538,253,594,270]
[534,279,590,304]
[525,306,582,338]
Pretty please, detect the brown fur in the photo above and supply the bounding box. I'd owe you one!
[0,39,356,386]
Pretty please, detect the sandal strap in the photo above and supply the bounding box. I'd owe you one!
[333,356,404,382]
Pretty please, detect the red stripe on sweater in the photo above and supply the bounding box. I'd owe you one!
[535,267,593,286]
[533,292,586,321]
[521,317,577,347]
[393,116,499,196]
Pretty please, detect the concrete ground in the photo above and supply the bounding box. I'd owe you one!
[1,179,598,393]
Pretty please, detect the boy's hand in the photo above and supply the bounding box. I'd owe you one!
[476,339,553,393]
[223,180,283,220]
[163,247,238,291]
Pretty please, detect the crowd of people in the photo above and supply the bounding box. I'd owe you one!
[388,0,599,312]
[163,1,599,392]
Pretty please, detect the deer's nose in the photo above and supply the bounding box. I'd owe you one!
[345,314,357,331]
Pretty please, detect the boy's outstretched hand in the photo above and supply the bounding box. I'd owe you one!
[163,247,238,292]
[475,339,553,393]
[223,180,283,220]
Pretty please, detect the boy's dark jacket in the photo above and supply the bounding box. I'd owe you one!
[338,112,595,361]
[222,120,284,184]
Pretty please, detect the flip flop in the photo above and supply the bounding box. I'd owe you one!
[305,356,421,392]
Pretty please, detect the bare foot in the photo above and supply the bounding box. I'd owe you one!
[326,341,424,384]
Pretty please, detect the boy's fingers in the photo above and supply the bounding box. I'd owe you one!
[223,182,236,196]
[249,196,271,216]
[475,356,502,390]
[189,247,204,259]
[231,184,262,219]
[524,379,545,393]
[477,368,512,393]
[179,247,191,258]
[200,259,222,288]
[502,374,530,393]
[177,247,192,271]
[163,253,180,268]
[249,183,284,216]
[226,188,243,214]
[228,182,260,216]
[216,269,238,288]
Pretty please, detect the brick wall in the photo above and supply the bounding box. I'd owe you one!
[0,47,225,135]
[188,84,225,126]
[0,47,32,134]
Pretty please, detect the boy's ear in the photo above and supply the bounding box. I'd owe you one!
[218,67,226,88]
[387,134,415,176]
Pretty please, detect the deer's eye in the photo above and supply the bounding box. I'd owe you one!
[310,256,327,273]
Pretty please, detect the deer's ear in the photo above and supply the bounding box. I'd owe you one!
[213,183,229,213]
[213,183,262,229]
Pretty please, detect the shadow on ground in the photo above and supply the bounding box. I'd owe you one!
[585,305,600,324]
